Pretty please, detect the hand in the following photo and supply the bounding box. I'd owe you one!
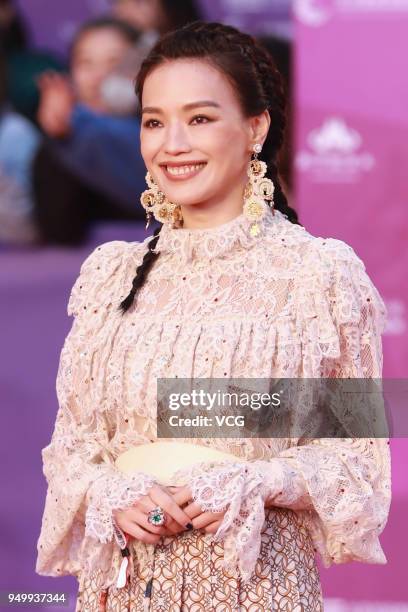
[112,483,194,545]
[37,71,75,137]
[170,485,227,535]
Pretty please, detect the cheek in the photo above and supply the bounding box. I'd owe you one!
[210,137,247,177]
[205,124,247,164]
[140,131,164,164]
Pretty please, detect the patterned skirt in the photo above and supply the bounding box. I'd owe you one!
[76,507,324,611]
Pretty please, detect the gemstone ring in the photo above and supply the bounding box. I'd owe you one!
[147,506,167,526]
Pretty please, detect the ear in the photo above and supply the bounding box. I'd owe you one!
[248,110,271,150]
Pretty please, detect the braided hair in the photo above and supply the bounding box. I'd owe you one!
[119,21,300,314]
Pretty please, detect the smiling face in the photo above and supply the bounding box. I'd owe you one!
[140,58,270,226]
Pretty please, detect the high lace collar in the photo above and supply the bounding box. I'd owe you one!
[153,205,284,264]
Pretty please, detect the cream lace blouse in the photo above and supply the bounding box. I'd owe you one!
[35,206,391,590]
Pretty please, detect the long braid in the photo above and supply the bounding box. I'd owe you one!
[250,40,300,225]
[119,226,161,313]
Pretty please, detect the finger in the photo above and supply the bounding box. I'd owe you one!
[170,486,202,517]
[192,511,225,530]
[165,486,192,512]
[119,519,162,545]
[136,488,186,512]
[134,496,156,512]
[136,492,185,520]
[179,499,208,519]
[134,493,187,534]
[166,485,185,493]
[160,520,184,536]
[44,71,66,83]
[149,486,193,528]
[129,507,169,536]
[203,520,222,534]
[160,513,186,533]
[37,71,64,89]
[36,72,54,86]
[134,494,188,534]
[134,494,185,533]
[171,485,194,507]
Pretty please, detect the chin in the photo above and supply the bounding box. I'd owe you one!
[164,189,212,207]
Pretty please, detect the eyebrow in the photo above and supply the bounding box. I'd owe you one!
[141,100,221,114]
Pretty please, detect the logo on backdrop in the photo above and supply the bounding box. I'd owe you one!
[294,0,408,26]
[293,0,331,26]
[295,117,375,183]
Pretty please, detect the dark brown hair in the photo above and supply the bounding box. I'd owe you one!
[119,21,301,314]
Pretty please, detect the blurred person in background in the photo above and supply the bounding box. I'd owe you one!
[101,0,203,116]
[0,53,41,245]
[32,18,148,246]
[111,0,202,36]
[0,0,64,123]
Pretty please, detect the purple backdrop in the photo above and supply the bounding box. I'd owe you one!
[294,0,408,607]
[16,0,292,56]
[1,1,407,610]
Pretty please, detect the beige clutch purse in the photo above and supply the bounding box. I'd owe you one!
[115,441,246,486]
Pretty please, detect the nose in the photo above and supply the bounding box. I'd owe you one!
[163,122,192,156]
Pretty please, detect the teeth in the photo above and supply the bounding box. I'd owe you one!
[166,163,206,176]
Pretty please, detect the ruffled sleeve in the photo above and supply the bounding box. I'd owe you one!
[36,241,158,589]
[298,237,387,378]
[178,238,391,582]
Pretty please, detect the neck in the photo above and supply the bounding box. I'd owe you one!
[178,173,247,230]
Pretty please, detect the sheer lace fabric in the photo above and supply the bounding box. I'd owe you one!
[36,207,391,590]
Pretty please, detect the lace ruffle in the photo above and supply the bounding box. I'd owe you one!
[298,237,387,377]
[85,469,158,543]
[171,460,266,582]
[154,208,287,264]
[171,437,390,584]
[269,439,391,567]
[36,204,391,593]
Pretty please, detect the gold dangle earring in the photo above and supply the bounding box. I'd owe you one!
[243,143,275,237]
[140,171,183,229]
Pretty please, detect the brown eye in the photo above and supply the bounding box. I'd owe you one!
[143,119,161,128]
[191,115,210,124]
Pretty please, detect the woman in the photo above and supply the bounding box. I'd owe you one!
[36,21,391,611]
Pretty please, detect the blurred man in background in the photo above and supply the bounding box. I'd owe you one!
[32,0,204,246]
[32,18,148,246]
[100,0,203,116]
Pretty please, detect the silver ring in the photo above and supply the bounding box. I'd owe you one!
[147,506,167,526]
